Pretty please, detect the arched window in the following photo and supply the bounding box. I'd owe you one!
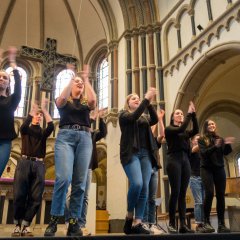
[97,59,108,109]
[5,66,27,117]
[54,69,74,118]
[236,153,240,177]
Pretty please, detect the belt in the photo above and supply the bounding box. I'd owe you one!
[22,155,43,161]
[60,124,90,132]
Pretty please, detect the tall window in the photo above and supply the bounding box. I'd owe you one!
[54,69,74,118]
[5,67,27,117]
[97,59,108,109]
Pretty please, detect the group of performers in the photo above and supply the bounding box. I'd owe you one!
[0,46,234,237]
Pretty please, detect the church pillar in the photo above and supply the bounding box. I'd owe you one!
[147,28,156,89]
[175,23,182,50]
[206,0,213,22]
[155,26,168,212]
[34,76,41,104]
[109,41,118,110]
[125,32,132,95]
[188,9,196,37]
[140,28,147,96]
[133,30,140,95]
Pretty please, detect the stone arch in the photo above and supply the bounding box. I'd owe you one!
[174,41,240,113]
[163,18,177,62]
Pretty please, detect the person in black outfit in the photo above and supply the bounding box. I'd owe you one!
[0,47,21,176]
[119,88,159,235]
[12,99,54,237]
[65,109,107,235]
[165,101,198,233]
[198,119,234,233]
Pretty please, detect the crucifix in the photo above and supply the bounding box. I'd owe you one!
[20,38,78,92]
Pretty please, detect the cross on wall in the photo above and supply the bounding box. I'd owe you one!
[20,38,78,92]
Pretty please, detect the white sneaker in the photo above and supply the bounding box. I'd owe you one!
[21,226,34,237]
[149,224,165,235]
[81,227,91,236]
[11,225,21,237]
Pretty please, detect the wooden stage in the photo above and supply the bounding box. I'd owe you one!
[1,233,240,240]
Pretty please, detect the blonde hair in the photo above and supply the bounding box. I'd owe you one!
[123,93,138,111]
[0,70,10,96]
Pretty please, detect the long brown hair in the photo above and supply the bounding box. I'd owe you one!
[202,119,218,146]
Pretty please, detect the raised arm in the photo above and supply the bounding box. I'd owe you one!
[20,103,38,134]
[81,65,96,110]
[41,98,53,123]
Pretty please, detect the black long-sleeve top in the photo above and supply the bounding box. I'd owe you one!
[0,70,21,140]
[165,112,199,155]
[119,98,159,167]
[198,134,232,168]
[20,115,54,158]
[90,118,107,170]
[189,152,201,176]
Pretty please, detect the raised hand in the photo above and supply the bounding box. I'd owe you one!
[215,138,222,147]
[81,64,90,83]
[188,101,195,113]
[98,108,106,118]
[224,137,235,144]
[8,47,17,62]
[8,46,17,68]
[29,102,39,117]
[145,87,157,102]
[41,98,49,112]
[158,109,165,120]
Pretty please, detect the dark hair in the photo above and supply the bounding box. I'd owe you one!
[170,111,175,126]
[169,109,183,126]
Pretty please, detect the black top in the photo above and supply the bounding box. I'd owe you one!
[139,115,151,149]
[90,118,107,170]
[189,152,201,176]
[119,98,159,167]
[57,98,91,128]
[198,134,232,168]
[165,112,199,155]
[20,115,54,158]
[0,70,21,140]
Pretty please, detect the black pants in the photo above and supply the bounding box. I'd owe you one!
[166,152,191,226]
[13,158,45,225]
[201,167,226,223]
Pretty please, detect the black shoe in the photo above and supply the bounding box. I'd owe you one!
[131,223,150,234]
[123,217,133,234]
[44,216,59,237]
[204,222,215,233]
[179,224,195,233]
[218,224,230,233]
[67,218,83,236]
[167,224,178,234]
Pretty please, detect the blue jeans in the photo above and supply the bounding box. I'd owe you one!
[123,148,152,220]
[65,169,92,227]
[189,176,204,223]
[51,129,92,219]
[0,140,11,177]
[143,168,158,224]
[79,169,92,227]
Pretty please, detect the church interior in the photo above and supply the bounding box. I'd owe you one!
[0,0,240,237]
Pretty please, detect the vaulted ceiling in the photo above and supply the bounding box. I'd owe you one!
[0,0,159,65]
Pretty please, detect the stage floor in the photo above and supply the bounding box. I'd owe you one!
[1,227,240,240]
[1,233,240,240]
